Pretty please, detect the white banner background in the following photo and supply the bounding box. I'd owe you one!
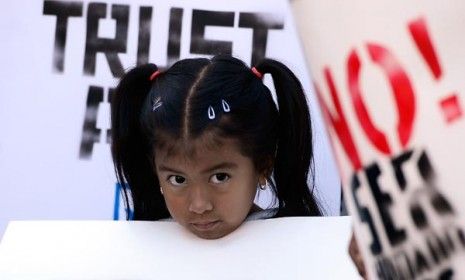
[0,0,341,238]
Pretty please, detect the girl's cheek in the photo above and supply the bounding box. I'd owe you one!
[164,195,188,220]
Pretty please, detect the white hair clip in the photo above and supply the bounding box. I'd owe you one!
[208,106,216,120]
[152,96,163,111]
[222,99,230,112]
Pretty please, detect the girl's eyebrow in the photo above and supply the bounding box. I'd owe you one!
[157,162,238,174]
[157,165,185,174]
[201,162,238,174]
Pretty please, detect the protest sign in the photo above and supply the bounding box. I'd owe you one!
[293,1,465,278]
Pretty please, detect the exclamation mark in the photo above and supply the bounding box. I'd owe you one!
[408,17,462,124]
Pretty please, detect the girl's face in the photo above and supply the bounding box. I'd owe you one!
[154,137,263,239]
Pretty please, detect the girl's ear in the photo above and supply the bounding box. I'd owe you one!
[259,156,274,184]
[258,175,267,186]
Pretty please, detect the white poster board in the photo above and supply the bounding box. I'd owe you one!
[0,0,341,238]
[293,0,465,278]
[0,217,358,279]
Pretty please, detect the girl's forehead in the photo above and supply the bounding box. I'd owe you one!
[154,134,243,163]
[153,137,255,175]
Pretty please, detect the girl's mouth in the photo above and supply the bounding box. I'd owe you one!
[190,220,220,231]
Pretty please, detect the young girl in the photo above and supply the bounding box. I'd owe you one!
[111,55,322,239]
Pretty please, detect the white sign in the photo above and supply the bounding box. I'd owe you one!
[0,217,358,279]
[293,0,465,279]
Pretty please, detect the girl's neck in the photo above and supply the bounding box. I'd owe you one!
[249,204,263,215]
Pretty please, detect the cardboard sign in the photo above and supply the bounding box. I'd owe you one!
[0,217,358,279]
[292,1,465,278]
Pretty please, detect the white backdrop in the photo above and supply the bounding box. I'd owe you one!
[0,0,341,238]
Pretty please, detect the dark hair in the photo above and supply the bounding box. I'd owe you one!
[111,55,322,220]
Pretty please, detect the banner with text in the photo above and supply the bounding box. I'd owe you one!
[293,0,465,278]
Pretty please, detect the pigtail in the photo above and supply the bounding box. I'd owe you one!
[255,59,322,216]
[111,63,169,220]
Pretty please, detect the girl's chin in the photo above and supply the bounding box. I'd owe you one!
[189,222,232,240]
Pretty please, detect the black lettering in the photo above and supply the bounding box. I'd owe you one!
[417,150,435,182]
[445,230,455,253]
[351,173,382,254]
[414,249,430,274]
[238,12,284,65]
[426,230,455,265]
[457,228,465,247]
[84,3,129,77]
[136,7,152,66]
[366,163,406,246]
[435,233,451,258]
[427,236,440,264]
[391,149,413,191]
[79,86,103,159]
[438,268,453,280]
[410,203,428,229]
[431,192,454,215]
[393,251,415,279]
[190,10,234,56]
[417,151,454,215]
[375,257,398,280]
[106,88,114,144]
[43,0,83,72]
[167,8,183,67]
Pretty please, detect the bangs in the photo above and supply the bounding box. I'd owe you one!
[153,127,227,161]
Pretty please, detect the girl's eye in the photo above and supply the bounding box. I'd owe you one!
[210,173,230,184]
[168,175,187,186]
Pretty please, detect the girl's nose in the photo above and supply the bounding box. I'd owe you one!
[188,184,213,214]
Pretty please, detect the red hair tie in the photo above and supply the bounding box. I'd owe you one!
[149,70,161,81]
[251,67,263,79]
